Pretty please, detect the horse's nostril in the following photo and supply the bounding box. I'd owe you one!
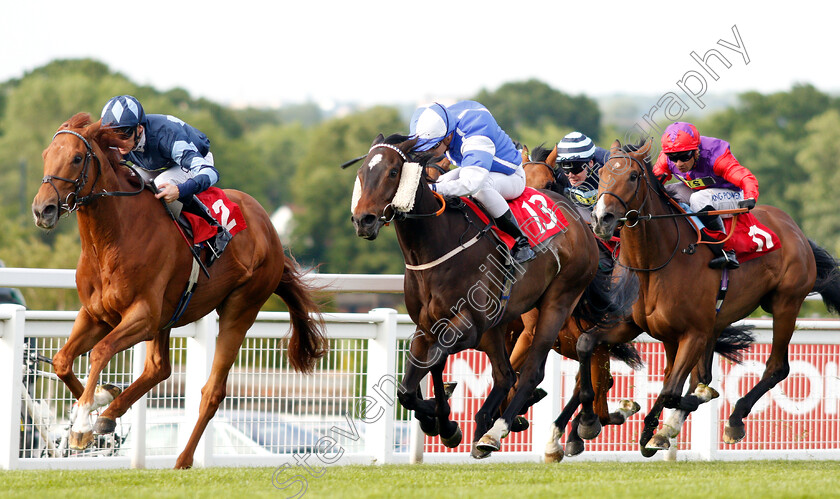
[361,214,377,227]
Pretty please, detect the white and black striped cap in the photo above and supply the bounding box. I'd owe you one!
[556,132,596,163]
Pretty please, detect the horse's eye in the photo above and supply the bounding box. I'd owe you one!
[73,155,83,165]
[389,168,398,178]
[629,171,640,181]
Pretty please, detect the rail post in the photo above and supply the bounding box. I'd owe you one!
[0,304,26,469]
[182,312,218,467]
[364,308,398,464]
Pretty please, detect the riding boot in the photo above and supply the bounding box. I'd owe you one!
[494,209,536,264]
[697,205,739,269]
[182,195,232,262]
[700,226,739,270]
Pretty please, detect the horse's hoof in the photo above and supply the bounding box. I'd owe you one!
[564,440,585,457]
[544,450,564,463]
[510,416,529,433]
[470,441,492,459]
[419,418,439,437]
[93,384,122,407]
[647,434,670,450]
[174,458,193,470]
[476,433,501,453]
[640,446,658,458]
[696,384,720,400]
[621,399,642,415]
[577,417,602,440]
[723,423,746,444]
[442,382,458,399]
[440,425,462,448]
[68,430,94,450]
[93,416,117,435]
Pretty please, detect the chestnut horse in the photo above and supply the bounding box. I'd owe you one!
[31,113,327,469]
[349,133,636,458]
[586,139,840,454]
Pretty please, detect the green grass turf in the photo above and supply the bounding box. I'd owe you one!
[1,461,839,498]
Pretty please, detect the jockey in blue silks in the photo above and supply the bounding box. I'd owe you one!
[100,95,231,258]
[410,101,536,264]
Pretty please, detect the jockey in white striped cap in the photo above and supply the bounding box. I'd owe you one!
[410,101,535,263]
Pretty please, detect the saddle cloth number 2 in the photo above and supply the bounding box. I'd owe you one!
[212,199,238,231]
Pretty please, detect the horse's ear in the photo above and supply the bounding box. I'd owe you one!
[610,139,622,153]
[635,139,652,158]
[546,145,558,168]
[399,136,419,155]
[371,134,385,146]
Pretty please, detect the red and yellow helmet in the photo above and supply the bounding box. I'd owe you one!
[661,122,700,153]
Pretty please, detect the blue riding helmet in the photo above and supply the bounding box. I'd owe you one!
[100,95,146,129]
[409,103,457,152]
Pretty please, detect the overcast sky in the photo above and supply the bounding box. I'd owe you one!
[2,0,837,110]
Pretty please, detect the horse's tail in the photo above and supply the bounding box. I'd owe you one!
[275,253,328,373]
[714,324,755,364]
[609,342,644,370]
[572,266,639,332]
[809,239,840,315]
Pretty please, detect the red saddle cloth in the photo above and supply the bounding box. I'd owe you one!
[181,187,247,244]
[721,213,781,264]
[461,187,570,250]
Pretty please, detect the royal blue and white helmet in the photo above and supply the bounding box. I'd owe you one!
[100,95,146,129]
[409,103,456,152]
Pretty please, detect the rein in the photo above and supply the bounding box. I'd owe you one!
[43,130,144,215]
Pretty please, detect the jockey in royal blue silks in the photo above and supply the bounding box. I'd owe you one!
[653,121,760,269]
[100,95,231,258]
[410,100,536,264]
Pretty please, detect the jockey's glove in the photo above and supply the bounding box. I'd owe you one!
[738,198,756,210]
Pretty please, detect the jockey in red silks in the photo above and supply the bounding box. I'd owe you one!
[653,122,759,269]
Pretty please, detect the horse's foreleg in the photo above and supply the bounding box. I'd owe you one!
[478,308,565,455]
[94,330,172,434]
[726,304,798,444]
[642,334,710,454]
[429,362,461,448]
[52,308,111,399]
[574,331,601,439]
[544,389,580,462]
[396,333,438,437]
[68,307,156,450]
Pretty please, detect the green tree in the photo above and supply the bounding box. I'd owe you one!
[789,109,840,256]
[473,79,601,142]
[290,106,406,273]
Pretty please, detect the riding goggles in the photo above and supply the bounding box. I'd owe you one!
[559,161,587,175]
[665,150,695,163]
[114,126,136,140]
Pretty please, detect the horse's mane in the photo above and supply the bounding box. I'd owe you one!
[620,141,669,203]
[60,112,93,130]
[385,133,412,145]
[531,144,552,163]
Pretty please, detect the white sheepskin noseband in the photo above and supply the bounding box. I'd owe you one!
[350,143,422,215]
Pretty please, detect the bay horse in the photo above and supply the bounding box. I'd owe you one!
[31,113,327,469]
[349,133,637,457]
[511,144,644,460]
[585,139,840,454]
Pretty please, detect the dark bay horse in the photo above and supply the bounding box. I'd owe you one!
[349,133,636,458]
[587,139,840,453]
[31,113,327,469]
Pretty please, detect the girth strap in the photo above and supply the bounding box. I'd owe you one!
[162,259,201,330]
